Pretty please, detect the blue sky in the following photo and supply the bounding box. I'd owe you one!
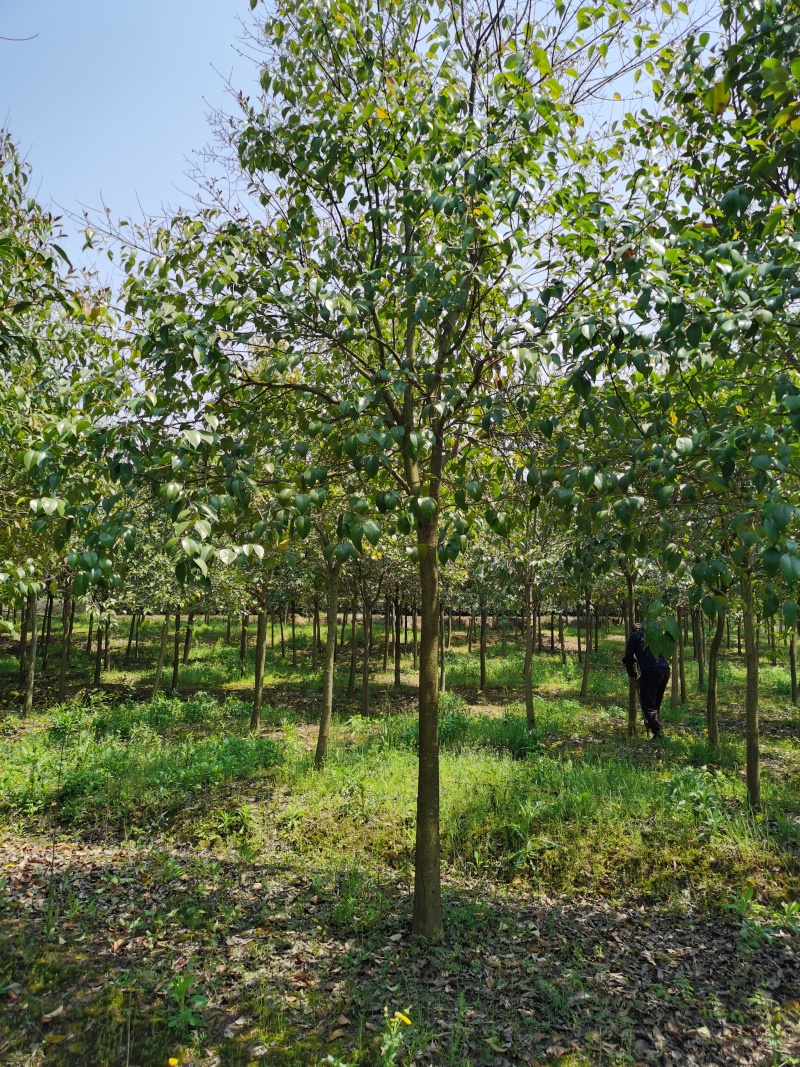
[1,0,257,226]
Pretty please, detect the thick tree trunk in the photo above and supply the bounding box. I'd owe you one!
[182,611,195,665]
[625,573,637,736]
[58,597,75,702]
[151,614,170,698]
[171,609,181,691]
[706,611,724,751]
[394,585,402,688]
[23,594,38,716]
[479,608,488,691]
[580,587,592,699]
[741,570,760,807]
[347,600,358,699]
[413,524,442,938]
[251,610,268,730]
[315,568,339,768]
[523,581,535,727]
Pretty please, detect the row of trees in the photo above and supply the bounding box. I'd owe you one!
[3,0,799,934]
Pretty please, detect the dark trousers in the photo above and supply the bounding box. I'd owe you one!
[638,667,669,733]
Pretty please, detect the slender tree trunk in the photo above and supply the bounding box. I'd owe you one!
[770,616,777,666]
[697,610,706,689]
[251,610,268,730]
[536,603,543,654]
[559,612,566,665]
[741,570,760,807]
[671,633,680,708]
[726,615,731,650]
[226,614,232,643]
[386,597,392,670]
[340,608,348,648]
[501,612,507,657]
[151,614,170,698]
[479,607,488,691]
[706,611,724,751]
[626,572,637,736]
[413,519,442,937]
[347,599,358,699]
[577,604,582,663]
[85,610,93,658]
[594,606,599,654]
[18,596,29,683]
[170,608,181,691]
[240,612,249,676]
[291,601,297,668]
[270,609,275,648]
[438,606,446,694]
[580,587,592,699]
[550,612,555,653]
[23,594,38,716]
[790,630,798,705]
[361,598,372,716]
[447,607,452,651]
[104,617,111,671]
[93,611,103,686]
[124,612,136,665]
[524,581,535,727]
[737,619,742,655]
[41,592,54,671]
[135,612,141,660]
[394,585,402,688]
[412,599,418,669]
[58,597,74,702]
[279,610,285,658]
[678,606,687,704]
[182,611,195,665]
[315,568,340,768]
[467,613,473,654]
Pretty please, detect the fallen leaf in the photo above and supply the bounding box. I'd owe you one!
[337,1015,350,1026]
[329,1028,347,1040]
[41,1005,64,1022]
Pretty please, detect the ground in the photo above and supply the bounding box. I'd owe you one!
[0,614,798,1066]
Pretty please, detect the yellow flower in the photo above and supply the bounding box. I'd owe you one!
[394,1011,412,1025]
[169,1059,179,1066]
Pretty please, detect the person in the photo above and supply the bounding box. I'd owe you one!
[622,623,670,738]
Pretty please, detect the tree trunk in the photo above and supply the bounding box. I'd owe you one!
[626,572,637,736]
[479,607,488,691]
[226,614,232,643]
[467,612,473,653]
[726,615,731,650]
[291,601,297,668]
[412,599,418,669]
[576,604,582,663]
[23,594,38,715]
[124,612,136,665]
[536,604,543,654]
[251,610,268,730]
[696,610,706,689]
[151,614,170,698]
[523,581,535,728]
[171,608,181,691]
[550,612,555,653]
[58,597,74,702]
[580,587,592,699]
[279,610,285,658]
[678,606,687,704]
[790,630,798,705]
[360,598,372,716]
[447,607,452,651]
[182,611,195,665]
[741,571,760,807]
[706,610,724,751]
[18,596,29,683]
[85,610,93,657]
[559,612,566,665]
[314,568,340,768]
[737,619,741,655]
[438,607,446,694]
[134,612,141,659]
[340,607,348,649]
[413,522,442,938]
[41,592,54,671]
[240,612,249,676]
[347,599,358,699]
[93,611,103,686]
[104,617,111,671]
[671,633,680,708]
[394,585,402,688]
[770,616,777,666]
[382,596,390,672]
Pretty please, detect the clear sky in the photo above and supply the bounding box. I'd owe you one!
[0,0,257,226]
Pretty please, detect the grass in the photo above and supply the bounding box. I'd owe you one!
[0,614,798,1064]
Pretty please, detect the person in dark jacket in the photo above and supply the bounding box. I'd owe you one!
[622,624,670,737]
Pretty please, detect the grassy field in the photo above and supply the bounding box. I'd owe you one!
[0,615,798,1066]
